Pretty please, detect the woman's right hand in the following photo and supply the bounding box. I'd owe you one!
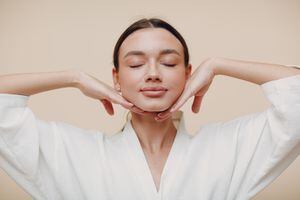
[76,71,145,115]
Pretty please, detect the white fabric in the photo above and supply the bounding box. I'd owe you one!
[0,74,300,200]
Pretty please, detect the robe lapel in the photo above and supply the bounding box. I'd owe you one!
[122,117,159,200]
[158,111,191,198]
[121,111,191,199]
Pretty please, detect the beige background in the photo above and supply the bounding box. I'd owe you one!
[0,0,299,199]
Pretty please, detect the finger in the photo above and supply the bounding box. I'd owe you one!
[192,95,203,113]
[107,92,133,109]
[106,90,149,115]
[120,98,134,109]
[169,87,193,113]
[100,99,114,115]
[101,99,114,115]
[156,89,194,120]
[119,103,149,115]
[155,114,171,121]
[156,106,173,119]
[154,115,170,122]
[120,100,147,114]
[130,106,146,114]
[157,96,201,120]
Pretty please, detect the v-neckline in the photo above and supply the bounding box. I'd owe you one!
[122,111,190,199]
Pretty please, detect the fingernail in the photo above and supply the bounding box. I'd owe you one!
[122,102,133,107]
[154,116,160,121]
[158,113,164,117]
[164,114,171,119]
[126,102,134,107]
[158,114,170,120]
[195,106,200,113]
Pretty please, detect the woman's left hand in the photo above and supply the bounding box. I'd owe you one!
[155,58,216,121]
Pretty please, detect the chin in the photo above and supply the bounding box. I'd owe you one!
[137,103,171,113]
[143,108,167,112]
[125,94,175,112]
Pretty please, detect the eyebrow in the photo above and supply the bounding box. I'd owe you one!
[123,49,181,59]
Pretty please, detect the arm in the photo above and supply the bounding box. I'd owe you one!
[208,59,300,198]
[0,70,81,96]
[0,70,138,114]
[210,57,300,85]
[156,57,300,197]
[157,57,300,118]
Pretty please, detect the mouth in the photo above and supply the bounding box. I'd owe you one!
[140,86,168,98]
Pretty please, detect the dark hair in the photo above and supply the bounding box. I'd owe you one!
[113,18,190,72]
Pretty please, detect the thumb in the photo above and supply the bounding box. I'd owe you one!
[100,99,114,115]
[192,95,203,113]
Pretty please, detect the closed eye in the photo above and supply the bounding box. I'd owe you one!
[129,64,176,68]
[129,64,143,68]
[163,64,176,67]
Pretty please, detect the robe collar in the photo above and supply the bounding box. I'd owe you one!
[121,110,191,199]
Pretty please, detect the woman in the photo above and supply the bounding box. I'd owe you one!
[0,18,299,200]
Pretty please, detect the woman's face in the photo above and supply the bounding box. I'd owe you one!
[113,28,192,112]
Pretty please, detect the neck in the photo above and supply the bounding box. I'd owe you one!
[130,112,177,153]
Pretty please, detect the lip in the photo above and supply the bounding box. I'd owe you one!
[140,86,168,91]
[140,86,168,97]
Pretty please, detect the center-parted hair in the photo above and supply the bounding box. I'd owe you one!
[113,18,190,72]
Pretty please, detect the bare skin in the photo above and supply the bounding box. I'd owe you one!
[1,29,299,193]
[130,111,177,191]
[0,59,299,192]
[143,138,175,192]
[112,28,193,191]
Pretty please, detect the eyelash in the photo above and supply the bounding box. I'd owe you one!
[163,64,176,67]
[129,65,143,68]
[129,64,176,68]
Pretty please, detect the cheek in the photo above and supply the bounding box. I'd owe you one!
[168,72,187,96]
[118,71,142,95]
[120,70,187,96]
[117,67,187,111]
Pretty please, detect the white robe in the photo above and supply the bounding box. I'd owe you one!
[0,74,300,200]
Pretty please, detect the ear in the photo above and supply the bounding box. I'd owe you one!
[185,64,192,80]
[112,68,121,91]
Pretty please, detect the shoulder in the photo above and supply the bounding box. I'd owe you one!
[191,111,268,143]
[189,122,220,147]
[52,120,106,144]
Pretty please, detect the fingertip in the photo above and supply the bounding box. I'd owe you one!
[126,102,134,106]
[154,116,160,121]
[170,107,176,113]
[157,112,164,117]
[122,102,133,108]
[193,106,200,113]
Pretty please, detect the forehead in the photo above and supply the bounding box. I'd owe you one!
[119,28,183,57]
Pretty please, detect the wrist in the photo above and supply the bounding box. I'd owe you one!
[203,57,219,76]
[206,57,224,76]
[67,69,86,89]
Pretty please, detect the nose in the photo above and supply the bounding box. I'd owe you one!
[144,63,162,82]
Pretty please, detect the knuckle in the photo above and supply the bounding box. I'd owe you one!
[106,91,114,101]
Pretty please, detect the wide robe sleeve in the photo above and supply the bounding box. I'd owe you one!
[0,93,102,199]
[0,93,62,198]
[221,74,300,199]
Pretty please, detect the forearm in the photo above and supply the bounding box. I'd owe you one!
[0,70,82,96]
[210,57,300,85]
